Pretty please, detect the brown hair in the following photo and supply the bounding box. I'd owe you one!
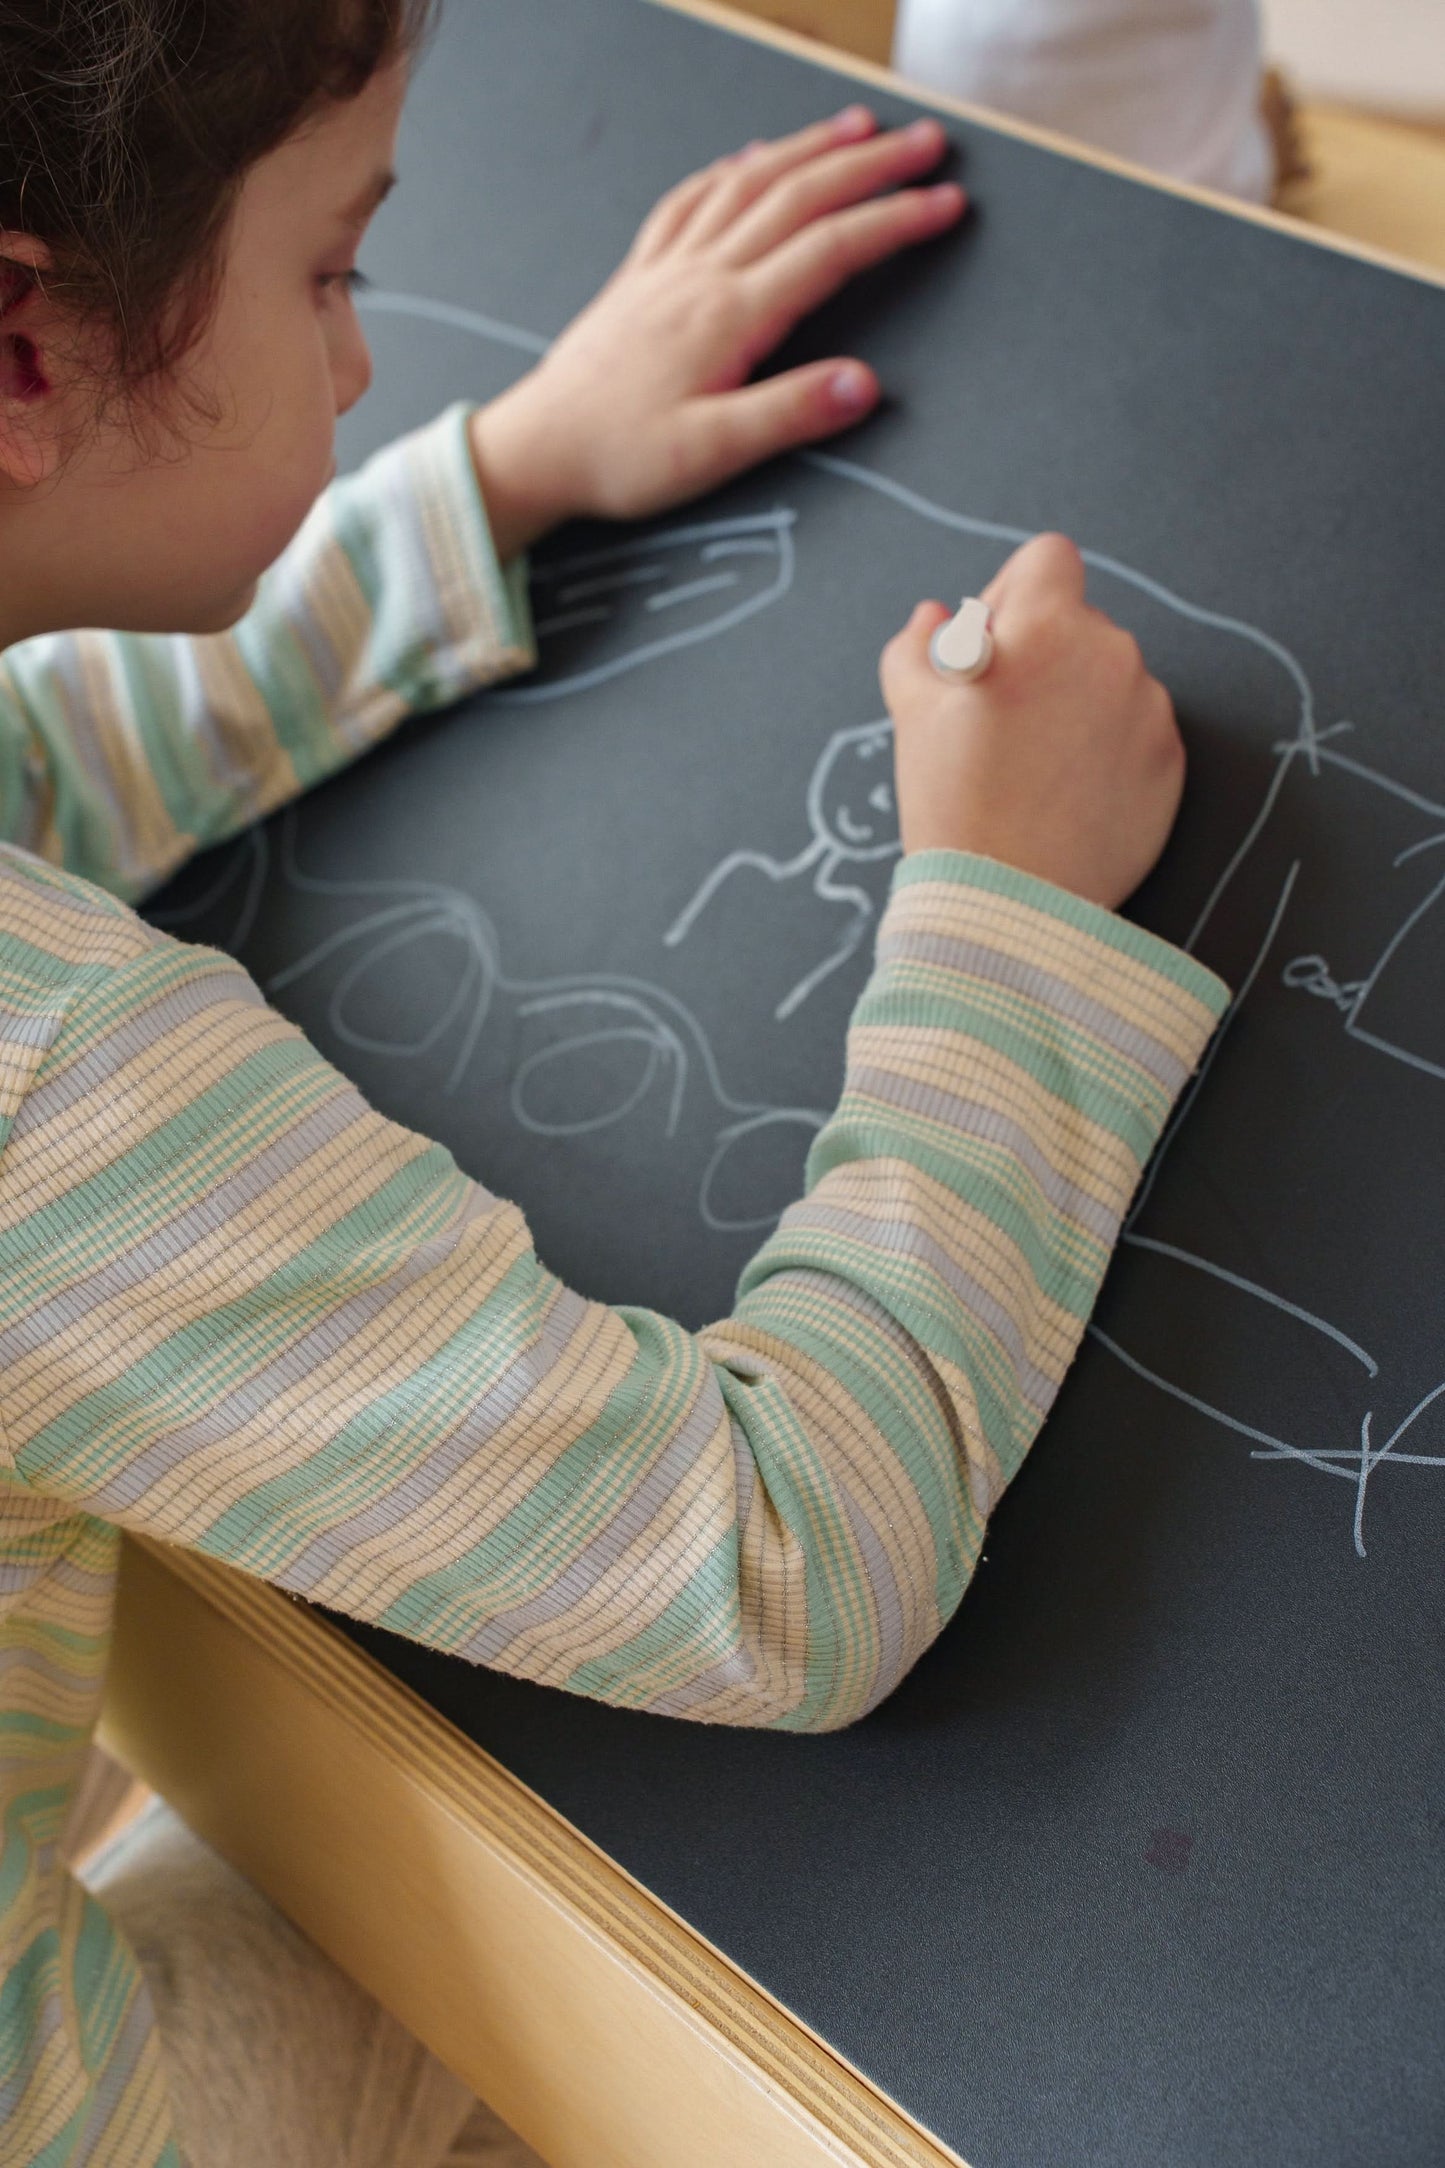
[0,0,437,392]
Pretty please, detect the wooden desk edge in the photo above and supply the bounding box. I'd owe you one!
[103,1537,969,2168]
[654,0,1445,291]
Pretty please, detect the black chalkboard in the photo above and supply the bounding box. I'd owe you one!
[146,3,1445,2161]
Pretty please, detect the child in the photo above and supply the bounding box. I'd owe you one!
[0,1,1228,2161]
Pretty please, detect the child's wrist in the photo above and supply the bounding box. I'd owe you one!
[466,383,583,561]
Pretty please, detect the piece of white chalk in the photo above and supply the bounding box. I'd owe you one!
[928,596,994,684]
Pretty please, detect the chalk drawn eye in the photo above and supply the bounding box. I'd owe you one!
[868,783,893,814]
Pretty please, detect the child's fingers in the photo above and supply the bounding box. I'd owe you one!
[881,545,1089,705]
[746,185,965,342]
[629,115,870,265]
[879,601,954,706]
[675,106,879,250]
[627,162,733,264]
[679,358,882,494]
[715,121,952,268]
[878,544,1088,714]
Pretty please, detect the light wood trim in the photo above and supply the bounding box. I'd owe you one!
[102,1538,969,2168]
[651,0,1445,291]
[715,0,897,67]
[1283,103,1445,275]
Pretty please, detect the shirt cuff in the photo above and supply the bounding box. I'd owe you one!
[876,848,1231,1099]
[386,400,538,699]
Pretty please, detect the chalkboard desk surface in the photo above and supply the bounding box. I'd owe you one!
[98,3,1445,2167]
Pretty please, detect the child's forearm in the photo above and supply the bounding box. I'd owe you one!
[0,407,534,901]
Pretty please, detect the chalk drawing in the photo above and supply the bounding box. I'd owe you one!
[491,511,797,702]
[205,280,1443,1554]
[260,814,828,1236]
[664,718,898,1018]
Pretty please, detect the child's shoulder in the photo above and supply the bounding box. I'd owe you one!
[0,847,266,1143]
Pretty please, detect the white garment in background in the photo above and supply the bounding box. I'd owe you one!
[893,0,1273,200]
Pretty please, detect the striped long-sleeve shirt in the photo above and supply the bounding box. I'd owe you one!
[0,402,1229,2164]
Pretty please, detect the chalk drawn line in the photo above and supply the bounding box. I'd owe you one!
[304,283,1445,1552]
[257,810,828,1236]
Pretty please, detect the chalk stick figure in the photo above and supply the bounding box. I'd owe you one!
[663,717,900,1020]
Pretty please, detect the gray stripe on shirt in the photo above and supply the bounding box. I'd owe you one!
[14,961,267,1132]
[279,1284,592,1593]
[77,1185,496,1523]
[0,1095,373,1371]
[845,1062,1122,1243]
[875,924,1190,1091]
[773,1195,1058,1417]
[459,1375,728,1667]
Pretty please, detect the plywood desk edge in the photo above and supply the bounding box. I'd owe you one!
[103,1537,968,2168]
[100,9,1445,2167]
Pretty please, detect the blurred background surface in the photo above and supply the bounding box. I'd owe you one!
[717,0,1445,271]
[1263,0,1444,118]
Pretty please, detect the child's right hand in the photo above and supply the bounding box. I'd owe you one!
[879,534,1186,910]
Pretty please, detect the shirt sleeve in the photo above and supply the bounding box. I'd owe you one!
[0,403,535,903]
[0,845,1229,1732]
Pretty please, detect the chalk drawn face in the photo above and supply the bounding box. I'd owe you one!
[807,721,899,861]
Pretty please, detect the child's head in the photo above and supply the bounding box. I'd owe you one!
[0,0,434,643]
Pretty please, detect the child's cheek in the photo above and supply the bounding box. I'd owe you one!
[247,414,338,577]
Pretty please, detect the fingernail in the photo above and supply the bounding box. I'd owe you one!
[830,364,874,413]
[832,104,874,136]
[906,117,943,141]
[930,183,965,206]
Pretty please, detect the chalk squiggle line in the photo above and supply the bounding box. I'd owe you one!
[149,822,271,958]
[358,288,550,356]
[259,810,827,1235]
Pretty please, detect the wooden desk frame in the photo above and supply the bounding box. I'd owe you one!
[101,9,1444,2168]
[104,1539,962,2168]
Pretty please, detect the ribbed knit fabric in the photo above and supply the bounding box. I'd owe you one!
[0,404,1228,2162]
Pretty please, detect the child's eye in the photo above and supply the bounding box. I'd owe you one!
[318,268,371,298]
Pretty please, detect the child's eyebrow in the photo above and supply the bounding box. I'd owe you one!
[339,170,397,225]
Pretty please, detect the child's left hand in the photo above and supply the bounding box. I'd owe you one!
[468,105,964,557]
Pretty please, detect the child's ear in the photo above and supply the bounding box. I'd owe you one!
[0,234,62,489]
